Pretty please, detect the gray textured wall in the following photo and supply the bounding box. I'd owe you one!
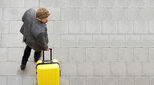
[0,0,154,85]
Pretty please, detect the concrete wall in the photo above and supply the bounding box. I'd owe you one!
[0,0,154,85]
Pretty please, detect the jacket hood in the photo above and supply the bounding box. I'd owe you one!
[22,8,36,23]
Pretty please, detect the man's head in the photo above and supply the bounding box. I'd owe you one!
[36,8,50,23]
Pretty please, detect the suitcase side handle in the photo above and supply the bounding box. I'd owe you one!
[42,48,52,63]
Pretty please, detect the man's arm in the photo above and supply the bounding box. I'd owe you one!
[36,33,48,50]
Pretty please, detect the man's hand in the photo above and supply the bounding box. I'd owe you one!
[45,48,50,51]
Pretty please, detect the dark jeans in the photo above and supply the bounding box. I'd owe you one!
[21,45,41,65]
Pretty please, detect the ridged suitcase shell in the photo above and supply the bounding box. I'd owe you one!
[36,59,60,85]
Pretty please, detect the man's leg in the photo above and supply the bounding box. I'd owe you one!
[34,51,42,62]
[20,45,32,70]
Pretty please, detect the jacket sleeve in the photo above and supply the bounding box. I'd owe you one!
[36,33,48,50]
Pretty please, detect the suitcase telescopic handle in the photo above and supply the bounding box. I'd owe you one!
[50,48,52,60]
[42,48,52,62]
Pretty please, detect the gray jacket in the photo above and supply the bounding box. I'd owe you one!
[20,8,48,51]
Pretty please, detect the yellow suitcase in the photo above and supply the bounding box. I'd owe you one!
[36,48,60,85]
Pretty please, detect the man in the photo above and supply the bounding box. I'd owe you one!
[20,8,50,70]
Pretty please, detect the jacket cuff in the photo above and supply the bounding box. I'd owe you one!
[43,45,48,50]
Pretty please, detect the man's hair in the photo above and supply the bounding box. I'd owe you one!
[36,8,50,20]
